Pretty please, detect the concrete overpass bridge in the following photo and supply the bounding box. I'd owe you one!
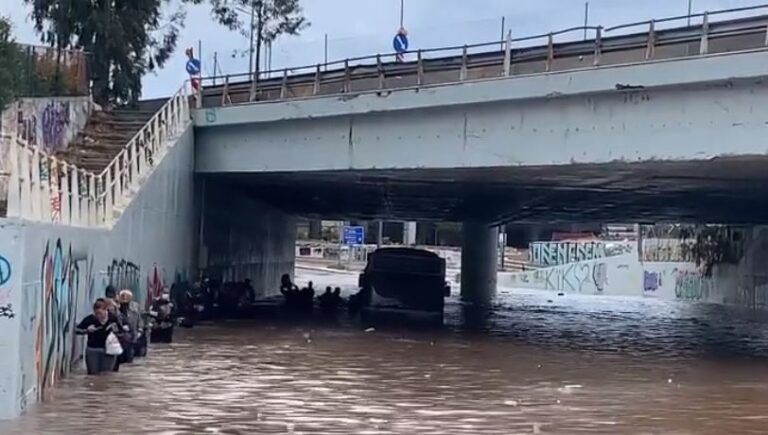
[195,11,768,225]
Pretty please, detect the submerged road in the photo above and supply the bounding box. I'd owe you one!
[2,270,768,434]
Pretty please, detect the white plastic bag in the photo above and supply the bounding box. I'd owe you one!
[105,331,123,356]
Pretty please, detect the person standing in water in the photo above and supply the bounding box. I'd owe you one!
[118,289,144,363]
[75,299,121,375]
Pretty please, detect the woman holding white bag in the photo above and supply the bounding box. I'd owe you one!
[75,298,122,375]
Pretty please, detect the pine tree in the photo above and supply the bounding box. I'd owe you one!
[25,0,185,106]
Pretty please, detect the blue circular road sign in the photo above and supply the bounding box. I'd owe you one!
[393,33,409,53]
[186,58,201,75]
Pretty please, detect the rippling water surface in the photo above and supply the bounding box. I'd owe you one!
[3,274,768,434]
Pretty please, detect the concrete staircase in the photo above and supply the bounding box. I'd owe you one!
[55,109,156,172]
[3,84,190,227]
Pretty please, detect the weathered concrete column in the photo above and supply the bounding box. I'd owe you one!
[403,222,417,246]
[460,222,499,304]
[308,220,322,240]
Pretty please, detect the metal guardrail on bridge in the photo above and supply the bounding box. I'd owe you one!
[197,4,768,109]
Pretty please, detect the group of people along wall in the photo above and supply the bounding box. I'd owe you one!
[0,125,197,419]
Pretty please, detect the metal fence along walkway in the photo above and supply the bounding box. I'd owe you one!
[197,5,768,108]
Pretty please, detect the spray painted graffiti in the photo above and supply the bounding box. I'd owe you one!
[642,239,693,262]
[529,241,607,267]
[41,102,71,151]
[644,271,662,293]
[146,265,164,310]
[0,304,14,318]
[15,101,72,152]
[673,269,711,301]
[0,255,11,286]
[0,254,13,319]
[36,239,95,400]
[107,259,142,303]
[523,261,609,293]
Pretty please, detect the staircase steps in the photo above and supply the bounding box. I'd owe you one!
[55,108,155,174]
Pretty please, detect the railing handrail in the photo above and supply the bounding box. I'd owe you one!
[98,83,188,178]
[6,81,190,228]
[199,3,768,84]
[605,3,768,32]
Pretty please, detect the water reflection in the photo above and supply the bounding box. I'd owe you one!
[2,287,768,434]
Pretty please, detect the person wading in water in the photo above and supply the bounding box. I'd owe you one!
[75,299,121,375]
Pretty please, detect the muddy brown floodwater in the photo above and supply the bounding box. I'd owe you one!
[3,285,768,434]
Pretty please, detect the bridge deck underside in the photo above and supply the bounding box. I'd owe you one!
[206,157,768,224]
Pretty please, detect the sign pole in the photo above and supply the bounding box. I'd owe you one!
[687,0,693,26]
[400,0,405,28]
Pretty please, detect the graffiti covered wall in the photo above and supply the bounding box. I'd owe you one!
[1,124,198,419]
[0,98,91,153]
[0,224,22,419]
[504,253,641,297]
[528,241,633,267]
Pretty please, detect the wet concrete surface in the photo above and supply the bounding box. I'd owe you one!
[3,270,768,434]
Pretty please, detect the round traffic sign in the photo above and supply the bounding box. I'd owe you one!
[186,58,201,75]
[393,33,409,53]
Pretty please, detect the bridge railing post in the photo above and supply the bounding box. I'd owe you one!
[700,11,710,55]
[416,50,424,86]
[645,20,656,60]
[503,30,512,77]
[5,138,21,218]
[546,33,554,72]
[460,45,468,81]
[343,59,351,93]
[18,144,32,218]
[593,26,603,66]
[60,162,70,225]
[71,167,81,226]
[221,75,230,106]
[313,64,321,95]
[377,54,384,89]
[763,23,768,46]
[87,173,96,226]
[30,148,41,221]
[280,68,288,99]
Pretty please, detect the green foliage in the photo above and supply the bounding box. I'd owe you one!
[680,225,744,277]
[185,0,308,75]
[0,17,25,111]
[25,0,186,105]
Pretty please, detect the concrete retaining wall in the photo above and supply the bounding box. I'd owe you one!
[501,236,768,307]
[0,125,195,419]
[201,179,297,298]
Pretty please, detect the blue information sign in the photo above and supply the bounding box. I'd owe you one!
[186,58,201,75]
[343,226,365,246]
[393,33,409,53]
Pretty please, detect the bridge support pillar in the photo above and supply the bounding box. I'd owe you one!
[460,222,498,304]
[308,220,322,240]
[403,222,417,246]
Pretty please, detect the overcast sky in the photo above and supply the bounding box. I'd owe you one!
[4,0,765,98]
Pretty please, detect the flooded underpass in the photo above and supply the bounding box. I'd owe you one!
[3,269,768,434]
